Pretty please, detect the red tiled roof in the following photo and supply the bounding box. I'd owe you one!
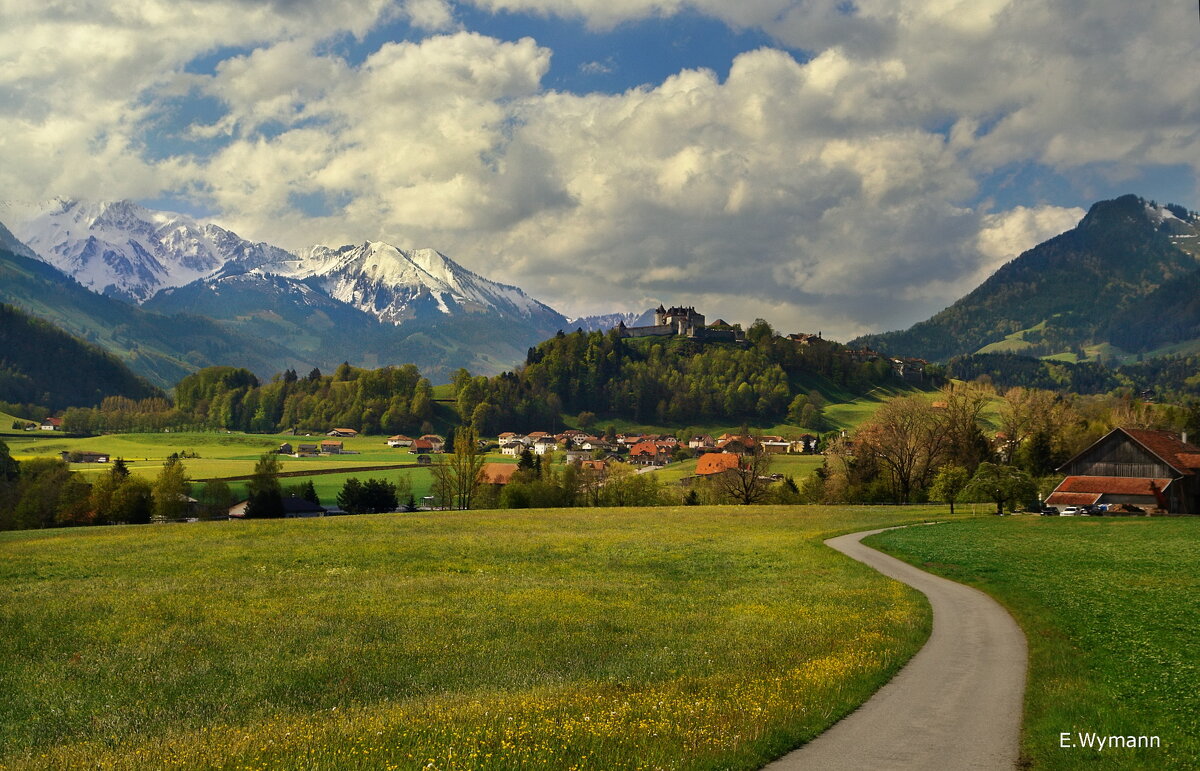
[1053,476,1173,496]
[629,441,662,456]
[696,453,740,475]
[1045,492,1101,506]
[1122,429,1200,475]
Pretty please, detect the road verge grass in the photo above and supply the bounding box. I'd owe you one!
[867,516,1200,770]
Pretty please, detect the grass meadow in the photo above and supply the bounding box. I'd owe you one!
[868,516,1200,770]
[0,505,947,770]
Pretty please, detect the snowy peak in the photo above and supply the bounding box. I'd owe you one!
[259,240,559,326]
[4,198,289,303]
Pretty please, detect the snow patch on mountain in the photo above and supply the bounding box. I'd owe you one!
[3,199,292,302]
[261,241,561,326]
[568,311,648,332]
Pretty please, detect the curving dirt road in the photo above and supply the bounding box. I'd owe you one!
[766,525,1027,770]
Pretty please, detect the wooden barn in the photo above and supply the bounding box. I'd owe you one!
[1048,428,1200,514]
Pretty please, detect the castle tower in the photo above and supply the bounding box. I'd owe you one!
[654,304,667,326]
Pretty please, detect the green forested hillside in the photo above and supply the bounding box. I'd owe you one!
[854,195,1200,361]
[0,304,162,411]
[453,324,916,432]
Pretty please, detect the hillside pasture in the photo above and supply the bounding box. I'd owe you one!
[869,517,1200,770]
[0,505,945,770]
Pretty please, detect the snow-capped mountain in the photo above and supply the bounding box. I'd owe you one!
[569,310,654,332]
[5,198,564,328]
[3,198,292,302]
[260,241,562,326]
[3,197,573,377]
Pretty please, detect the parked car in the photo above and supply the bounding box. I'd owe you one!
[1081,504,1103,515]
[1040,506,1060,516]
[1061,506,1081,516]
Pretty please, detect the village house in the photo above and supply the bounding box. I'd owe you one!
[791,434,819,454]
[688,434,716,450]
[296,443,320,456]
[277,442,293,455]
[40,417,63,431]
[629,441,671,466]
[1047,427,1200,514]
[419,434,445,452]
[759,436,792,454]
[581,439,617,453]
[500,441,525,456]
[533,438,559,456]
[326,428,358,438]
[716,435,756,455]
[695,452,741,476]
[565,449,591,463]
[386,435,414,447]
[410,439,434,454]
[320,440,344,455]
[498,431,525,443]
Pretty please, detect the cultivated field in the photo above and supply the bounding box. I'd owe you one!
[869,516,1200,770]
[0,505,945,769]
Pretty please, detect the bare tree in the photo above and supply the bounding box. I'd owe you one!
[856,396,949,503]
[713,450,774,504]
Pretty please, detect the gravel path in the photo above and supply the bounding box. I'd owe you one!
[766,525,1027,770]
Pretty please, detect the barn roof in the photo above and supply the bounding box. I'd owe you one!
[1053,475,1174,496]
[696,453,740,475]
[1058,427,1200,476]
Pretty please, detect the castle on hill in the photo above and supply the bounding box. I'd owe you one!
[616,305,746,343]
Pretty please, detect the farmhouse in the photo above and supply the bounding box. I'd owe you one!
[296,443,320,456]
[696,453,740,476]
[40,417,63,431]
[327,428,358,438]
[419,434,445,452]
[1047,428,1200,514]
[628,441,670,466]
[411,439,434,454]
[386,435,413,447]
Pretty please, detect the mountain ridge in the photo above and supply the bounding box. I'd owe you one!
[852,194,1200,362]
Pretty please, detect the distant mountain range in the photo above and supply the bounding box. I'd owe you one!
[0,198,575,384]
[853,195,1200,363]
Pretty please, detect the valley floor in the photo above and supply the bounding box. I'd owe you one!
[0,505,941,770]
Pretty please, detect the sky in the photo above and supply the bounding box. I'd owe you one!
[1,0,1197,338]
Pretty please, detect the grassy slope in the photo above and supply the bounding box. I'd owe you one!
[867,517,1200,770]
[0,505,948,770]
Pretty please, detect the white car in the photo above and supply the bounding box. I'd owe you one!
[1061,506,1081,516]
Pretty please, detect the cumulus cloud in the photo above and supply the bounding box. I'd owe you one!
[1,0,1195,341]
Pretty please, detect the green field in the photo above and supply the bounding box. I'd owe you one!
[868,517,1200,770]
[0,505,946,769]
